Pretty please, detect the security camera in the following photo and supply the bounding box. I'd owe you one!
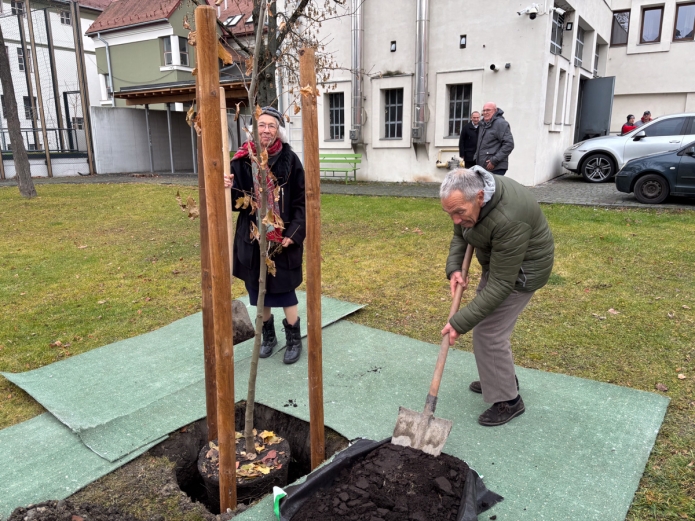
[490,64,500,72]
[517,3,540,19]
[550,7,566,15]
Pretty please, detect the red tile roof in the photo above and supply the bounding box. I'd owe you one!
[85,0,181,35]
[207,0,255,37]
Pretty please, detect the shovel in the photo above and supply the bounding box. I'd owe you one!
[392,244,474,456]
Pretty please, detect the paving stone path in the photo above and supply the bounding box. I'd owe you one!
[2,172,694,209]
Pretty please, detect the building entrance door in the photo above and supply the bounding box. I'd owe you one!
[574,76,615,143]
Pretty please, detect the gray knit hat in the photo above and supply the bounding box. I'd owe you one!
[260,106,285,127]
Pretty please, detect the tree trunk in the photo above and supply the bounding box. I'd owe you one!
[254,0,278,108]
[0,25,36,198]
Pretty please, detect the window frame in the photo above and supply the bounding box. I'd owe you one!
[162,37,173,66]
[640,5,664,44]
[22,95,36,120]
[550,11,564,55]
[11,1,25,17]
[642,117,688,137]
[447,83,471,138]
[60,10,71,25]
[178,36,189,67]
[1,95,6,119]
[17,47,32,73]
[673,2,695,41]
[610,10,631,46]
[72,116,84,130]
[383,88,404,140]
[575,26,585,67]
[593,47,599,76]
[327,92,345,141]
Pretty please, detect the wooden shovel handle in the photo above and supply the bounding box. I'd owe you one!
[425,244,474,414]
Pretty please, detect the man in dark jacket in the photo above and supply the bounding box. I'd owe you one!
[440,167,554,426]
[458,111,480,168]
[474,103,515,176]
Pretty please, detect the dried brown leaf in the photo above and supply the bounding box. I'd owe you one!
[217,42,233,65]
[285,113,290,123]
[655,383,668,392]
[185,104,196,127]
[250,222,260,241]
[299,84,313,97]
[191,67,197,76]
[607,308,620,315]
[234,102,241,122]
[176,190,186,212]
[245,56,253,76]
[266,257,277,276]
[254,104,263,121]
[293,104,300,115]
[186,196,199,220]
[677,373,686,380]
[260,148,269,169]
[187,31,196,47]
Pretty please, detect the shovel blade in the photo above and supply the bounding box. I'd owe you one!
[391,406,453,457]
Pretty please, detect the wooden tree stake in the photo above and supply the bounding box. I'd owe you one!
[299,46,325,470]
[219,88,234,278]
[196,5,236,511]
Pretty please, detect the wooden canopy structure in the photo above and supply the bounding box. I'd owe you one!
[114,79,248,106]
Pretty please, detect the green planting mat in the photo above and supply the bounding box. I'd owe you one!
[0,413,161,520]
[233,320,669,521]
[2,292,363,461]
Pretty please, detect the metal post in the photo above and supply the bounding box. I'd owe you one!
[44,7,65,151]
[145,104,154,172]
[63,91,74,150]
[0,126,5,179]
[26,0,53,177]
[166,102,175,173]
[17,13,40,149]
[191,119,197,175]
[70,0,95,175]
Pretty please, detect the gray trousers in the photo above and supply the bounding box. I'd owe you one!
[473,271,535,404]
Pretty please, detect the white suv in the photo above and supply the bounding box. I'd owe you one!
[562,113,695,183]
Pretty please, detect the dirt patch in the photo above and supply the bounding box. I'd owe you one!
[292,443,470,521]
[8,500,140,521]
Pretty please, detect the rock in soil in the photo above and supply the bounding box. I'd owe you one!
[292,443,469,521]
[8,500,140,521]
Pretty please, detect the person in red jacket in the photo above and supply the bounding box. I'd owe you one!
[621,114,637,134]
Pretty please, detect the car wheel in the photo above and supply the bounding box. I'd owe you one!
[580,153,615,183]
[633,174,669,204]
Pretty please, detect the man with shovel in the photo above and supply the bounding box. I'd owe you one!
[440,167,554,426]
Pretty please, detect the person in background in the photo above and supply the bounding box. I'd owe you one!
[224,106,306,365]
[459,111,481,168]
[634,111,652,128]
[474,102,515,176]
[621,114,637,134]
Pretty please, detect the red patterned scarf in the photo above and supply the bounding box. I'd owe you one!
[232,138,283,160]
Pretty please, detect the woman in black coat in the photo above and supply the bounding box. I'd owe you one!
[224,106,306,364]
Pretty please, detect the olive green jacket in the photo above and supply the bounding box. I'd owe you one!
[446,172,554,334]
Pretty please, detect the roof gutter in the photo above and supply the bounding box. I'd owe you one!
[96,32,115,106]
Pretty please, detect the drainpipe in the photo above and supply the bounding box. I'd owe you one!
[349,0,363,144]
[412,0,429,144]
[96,32,115,107]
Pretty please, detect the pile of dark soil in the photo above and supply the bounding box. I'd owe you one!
[292,443,469,521]
[8,499,140,521]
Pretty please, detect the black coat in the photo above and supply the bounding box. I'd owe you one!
[458,122,479,163]
[231,143,306,294]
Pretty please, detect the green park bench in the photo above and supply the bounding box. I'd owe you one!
[319,153,361,183]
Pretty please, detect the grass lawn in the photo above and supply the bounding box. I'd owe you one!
[1,183,694,520]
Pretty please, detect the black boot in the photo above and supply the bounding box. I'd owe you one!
[282,317,302,365]
[259,315,277,358]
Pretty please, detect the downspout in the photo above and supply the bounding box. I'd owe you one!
[413,0,429,144]
[350,0,363,144]
[96,32,115,107]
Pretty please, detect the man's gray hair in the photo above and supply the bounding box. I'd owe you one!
[440,168,485,201]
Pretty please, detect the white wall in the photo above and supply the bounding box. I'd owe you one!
[91,106,194,174]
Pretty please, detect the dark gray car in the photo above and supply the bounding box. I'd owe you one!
[615,140,695,204]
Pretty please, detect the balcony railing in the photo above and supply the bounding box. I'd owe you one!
[0,127,86,153]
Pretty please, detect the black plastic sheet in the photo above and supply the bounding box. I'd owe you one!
[279,438,503,521]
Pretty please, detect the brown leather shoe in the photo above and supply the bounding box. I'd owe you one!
[469,375,519,394]
[478,396,525,426]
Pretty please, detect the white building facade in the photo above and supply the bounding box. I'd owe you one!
[302,0,695,186]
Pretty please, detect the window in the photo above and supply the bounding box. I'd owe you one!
[640,6,663,43]
[643,117,686,137]
[383,88,403,139]
[225,14,243,26]
[60,10,71,25]
[328,92,345,140]
[1,95,6,119]
[593,48,599,76]
[448,84,471,137]
[674,3,695,40]
[685,118,695,135]
[72,116,84,130]
[550,11,564,54]
[179,37,189,66]
[17,47,32,73]
[11,1,25,16]
[23,96,36,120]
[575,27,585,67]
[246,15,253,24]
[162,37,173,65]
[610,10,630,45]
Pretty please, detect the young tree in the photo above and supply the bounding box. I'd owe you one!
[0,25,36,198]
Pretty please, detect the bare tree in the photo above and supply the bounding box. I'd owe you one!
[0,25,36,198]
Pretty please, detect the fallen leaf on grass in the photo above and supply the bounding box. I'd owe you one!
[677,374,686,380]
[655,383,668,392]
[97,300,106,304]
[77,245,88,249]
[668,312,675,319]
[49,340,63,348]
[607,308,620,315]
[683,305,691,310]
[591,313,606,320]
